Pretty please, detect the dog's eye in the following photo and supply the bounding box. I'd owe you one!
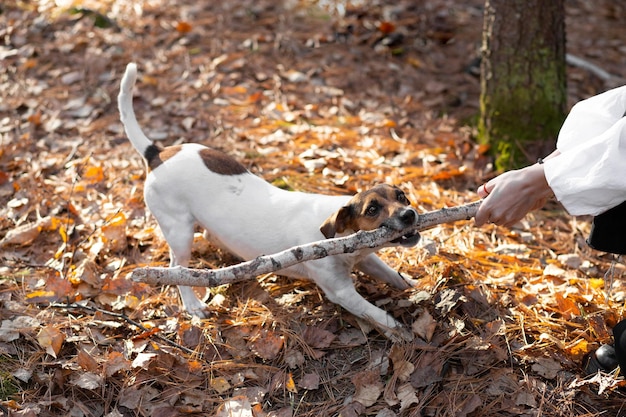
[365,204,380,217]
[396,192,409,204]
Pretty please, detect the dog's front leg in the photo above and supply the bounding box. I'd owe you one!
[356,254,418,289]
[311,264,412,341]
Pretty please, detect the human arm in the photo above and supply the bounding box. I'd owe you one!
[475,85,626,226]
[544,115,626,215]
[474,157,555,227]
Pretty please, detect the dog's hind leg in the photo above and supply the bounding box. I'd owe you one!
[152,210,208,318]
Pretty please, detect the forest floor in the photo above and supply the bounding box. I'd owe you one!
[1,0,626,416]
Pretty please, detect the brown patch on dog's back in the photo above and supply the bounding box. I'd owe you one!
[199,148,248,175]
[146,145,248,175]
[147,145,183,171]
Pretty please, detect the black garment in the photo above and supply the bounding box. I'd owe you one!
[614,319,626,372]
[585,202,626,373]
[587,201,626,254]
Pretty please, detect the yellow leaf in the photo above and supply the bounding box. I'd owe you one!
[286,372,298,393]
[106,211,126,227]
[141,75,158,86]
[210,377,231,394]
[25,290,56,302]
[589,278,604,289]
[58,226,68,243]
[566,339,589,360]
[48,216,74,231]
[101,212,128,252]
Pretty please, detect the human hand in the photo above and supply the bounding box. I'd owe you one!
[474,164,552,227]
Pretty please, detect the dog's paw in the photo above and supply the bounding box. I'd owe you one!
[399,271,419,288]
[358,316,413,342]
[179,288,209,319]
[385,324,413,343]
[186,305,209,319]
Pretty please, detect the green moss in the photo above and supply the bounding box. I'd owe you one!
[0,368,19,400]
[271,177,295,191]
[478,48,566,170]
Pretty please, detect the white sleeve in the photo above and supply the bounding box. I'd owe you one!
[556,85,626,152]
[544,115,626,216]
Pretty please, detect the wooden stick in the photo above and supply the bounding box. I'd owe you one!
[131,201,481,287]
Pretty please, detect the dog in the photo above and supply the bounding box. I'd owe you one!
[118,63,420,339]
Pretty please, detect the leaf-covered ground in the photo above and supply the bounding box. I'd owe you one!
[1,0,626,416]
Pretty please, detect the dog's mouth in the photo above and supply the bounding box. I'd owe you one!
[390,230,421,247]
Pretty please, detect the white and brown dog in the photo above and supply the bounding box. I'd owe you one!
[118,63,420,339]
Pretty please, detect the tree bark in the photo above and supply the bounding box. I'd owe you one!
[131,201,481,287]
[479,0,566,170]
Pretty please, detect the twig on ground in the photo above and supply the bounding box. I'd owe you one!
[49,302,197,356]
[131,201,481,287]
[566,53,625,86]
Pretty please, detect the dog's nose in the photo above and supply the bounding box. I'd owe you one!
[399,208,417,225]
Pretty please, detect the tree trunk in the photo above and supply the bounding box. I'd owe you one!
[479,0,567,170]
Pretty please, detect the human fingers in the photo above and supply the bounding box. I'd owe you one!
[476,182,491,198]
[474,196,492,226]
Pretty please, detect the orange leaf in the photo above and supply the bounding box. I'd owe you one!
[249,329,284,360]
[141,75,158,86]
[67,202,80,216]
[176,21,193,33]
[48,216,74,232]
[381,118,396,128]
[27,111,42,126]
[554,293,580,320]
[83,165,104,184]
[131,328,161,341]
[104,351,130,377]
[22,58,38,69]
[101,212,128,252]
[477,143,491,155]
[188,360,203,373]
[77,349,99,372]
[378,21,396,34]
[566,339,589,360]
[247,91,264,104]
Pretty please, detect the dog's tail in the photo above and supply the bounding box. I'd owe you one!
[118,63,154,158]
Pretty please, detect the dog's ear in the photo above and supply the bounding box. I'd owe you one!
[320,205,353,238]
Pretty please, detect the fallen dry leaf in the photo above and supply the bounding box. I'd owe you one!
[215,396,254,417]
[249,329,284,360]
[36,325,65,358]
[351,369,383,407]
[1,0,625,415]
[299,372,320,390]
[411,309,437,341]
[70,372,103,390]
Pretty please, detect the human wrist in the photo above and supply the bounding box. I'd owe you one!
[530,162,553,199]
